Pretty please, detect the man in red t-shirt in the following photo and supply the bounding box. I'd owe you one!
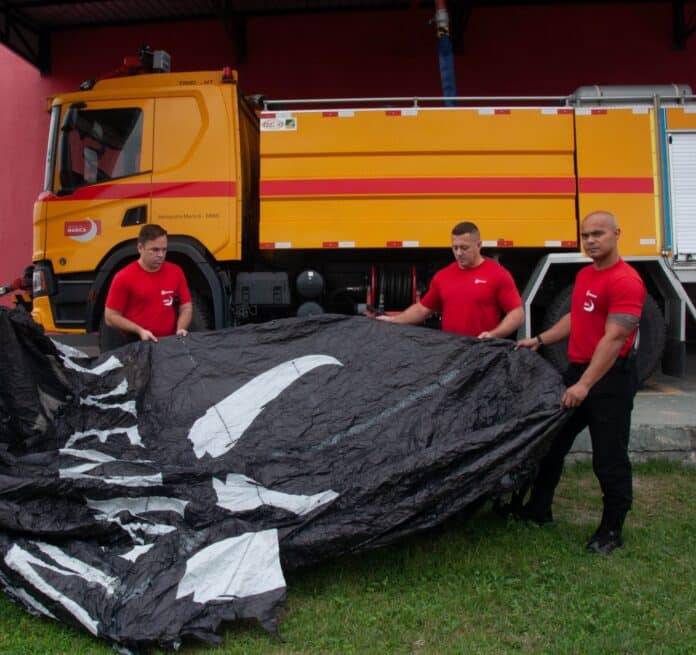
[516,210,646,555]
[104,224,192,346]
[377,222,524,338]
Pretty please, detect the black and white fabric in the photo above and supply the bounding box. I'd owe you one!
[0,308,566,650]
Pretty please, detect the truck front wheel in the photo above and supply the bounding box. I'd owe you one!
[188,288,212,331]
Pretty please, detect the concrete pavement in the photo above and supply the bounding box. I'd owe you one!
[569,349,696,465]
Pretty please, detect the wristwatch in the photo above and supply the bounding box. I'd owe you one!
[535,334,544,346]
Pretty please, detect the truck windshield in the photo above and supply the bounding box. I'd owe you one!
[58,107,143,191]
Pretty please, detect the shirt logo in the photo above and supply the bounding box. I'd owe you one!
[161,289,175,307]
[583,289,598,312]
[474,279,487,285]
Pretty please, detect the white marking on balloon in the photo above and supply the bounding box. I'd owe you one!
[5,543,110,635]
[35,543,117,593]
[59,449,161,486]
[84,379,128,399]
[214,474,338,515]
[60,448,122,463]
[78,380,134,414]
[51,339,89,359]
[64,425,143,448]
[176,529,285,603]
[59,471,163,487]
[94,516,176,542]
[86,496,186,542]
[189,355,342,458]
[80,397,136,415]
[86,496,187,518]
[119,544,154,562]
[59,354,123,375]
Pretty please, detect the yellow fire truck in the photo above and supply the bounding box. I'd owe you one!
[14,51,696,379]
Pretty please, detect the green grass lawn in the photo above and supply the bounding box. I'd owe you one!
[0,460,693,655]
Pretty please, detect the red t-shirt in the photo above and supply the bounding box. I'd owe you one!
[105,261,192,337]
[568,258,646,363]
[420,259,522,336]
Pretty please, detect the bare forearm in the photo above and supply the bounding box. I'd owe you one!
[104,307,158,342]
[104,308,143,337]
[177,302,193,332]
[487,306,524,338]
[377,302,432,325]
[516,312,571,351]
[537,313,571,345]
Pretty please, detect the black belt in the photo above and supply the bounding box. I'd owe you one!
[569,353,635,371]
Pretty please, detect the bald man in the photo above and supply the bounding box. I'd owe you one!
[516,211,646,555]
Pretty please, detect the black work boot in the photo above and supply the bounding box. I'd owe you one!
[517,502,554,526]
[586,529,623,555]
[586,508,625,555]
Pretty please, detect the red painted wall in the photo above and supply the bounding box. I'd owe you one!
[0,49,50,304]
[1,2,695,303]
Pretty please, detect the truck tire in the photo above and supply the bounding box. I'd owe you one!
[540,285,665,384]
[189,288,212,331]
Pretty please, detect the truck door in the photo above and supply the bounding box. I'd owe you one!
[44,99,154,277]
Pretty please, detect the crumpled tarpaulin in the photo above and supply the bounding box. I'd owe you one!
[0,308,566,650]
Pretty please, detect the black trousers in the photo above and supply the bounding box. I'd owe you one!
[528,356,639,527]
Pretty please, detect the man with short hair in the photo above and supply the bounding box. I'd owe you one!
[516,210,646,555]
[377,221,524,338]
[104,224,192,344]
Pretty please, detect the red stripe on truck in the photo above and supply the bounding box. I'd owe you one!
[261,177,576,196]
[579,177,654,193]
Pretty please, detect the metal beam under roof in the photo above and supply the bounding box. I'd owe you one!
[0,1,690,74]
[3,0,420,72]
